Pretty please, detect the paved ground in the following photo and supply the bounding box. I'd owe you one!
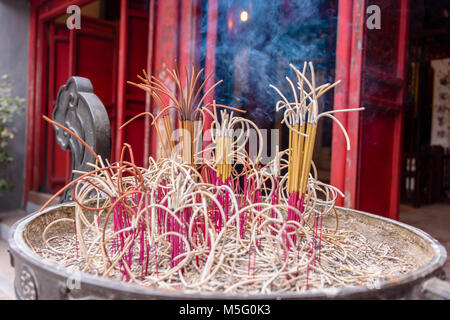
[0,203,448,299]
[0,239,15,299]
[0,209,27,300]
[399,203,450,280]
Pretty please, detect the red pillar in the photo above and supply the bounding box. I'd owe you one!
[115,0,128,161]
[203,0,218,137]
[331,0,354,207]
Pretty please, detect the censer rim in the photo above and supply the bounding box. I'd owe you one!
[8,202,447,300]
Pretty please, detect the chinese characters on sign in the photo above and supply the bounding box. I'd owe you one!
[431,58,450,149]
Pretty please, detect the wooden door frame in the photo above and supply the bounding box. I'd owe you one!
[46,22,70,191]
[203,0,218,135]
[331,0,410,220]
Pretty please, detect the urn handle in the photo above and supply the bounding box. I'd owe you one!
[52,77,111,202]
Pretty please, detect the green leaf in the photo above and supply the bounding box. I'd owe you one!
[0,77,24,172]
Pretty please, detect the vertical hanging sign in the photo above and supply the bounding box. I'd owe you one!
[430,58,450,149]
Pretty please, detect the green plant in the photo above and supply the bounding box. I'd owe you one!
[0,74,25,194]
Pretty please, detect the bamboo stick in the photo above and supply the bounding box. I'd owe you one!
[300,123,317,195]
[293,122,306,192]
[288,128,293,193]
[291,122,299,192]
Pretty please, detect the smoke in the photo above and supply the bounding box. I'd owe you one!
[206,0,338,128]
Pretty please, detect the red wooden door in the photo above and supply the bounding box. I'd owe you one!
[71,17,118,148]
[45,17,118,193]
[331,0,410,220]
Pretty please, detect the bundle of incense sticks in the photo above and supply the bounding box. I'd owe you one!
[38,61,367,293]
[214,107,233,183]
[127,65,221,165]
[271,62,363,219]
